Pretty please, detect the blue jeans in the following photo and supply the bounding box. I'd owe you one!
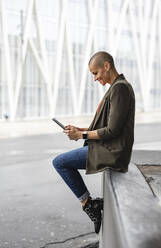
[52,146,90,202]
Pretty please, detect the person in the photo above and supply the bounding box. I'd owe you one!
[52,51,135,234]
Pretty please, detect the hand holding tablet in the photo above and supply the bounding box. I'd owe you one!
[52,118,79,141]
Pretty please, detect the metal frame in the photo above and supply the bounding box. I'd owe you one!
[0,0,161,120]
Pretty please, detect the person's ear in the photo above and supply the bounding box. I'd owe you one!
[104,61,110,71]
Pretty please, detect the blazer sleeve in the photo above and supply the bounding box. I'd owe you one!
[97,83,131,140]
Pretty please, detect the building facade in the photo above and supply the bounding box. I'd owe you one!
[0,0,161,120]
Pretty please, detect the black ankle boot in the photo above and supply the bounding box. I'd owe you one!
[92,197,104,211]
[83,197,102,234]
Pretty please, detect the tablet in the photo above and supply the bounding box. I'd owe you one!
[52,118,65,130]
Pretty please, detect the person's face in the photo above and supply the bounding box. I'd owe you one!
[89,61,111,86]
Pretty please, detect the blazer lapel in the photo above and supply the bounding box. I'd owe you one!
[88,114,96,131]
[93,95,107,127]
[88,76,126,131]
[91,89,111,129]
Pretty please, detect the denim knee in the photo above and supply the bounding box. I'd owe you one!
[52,155,62,170]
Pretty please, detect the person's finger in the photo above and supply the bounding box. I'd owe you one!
[65,125,70,130]
[63,130,69,135]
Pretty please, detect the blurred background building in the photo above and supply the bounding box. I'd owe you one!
[0,0,161,120]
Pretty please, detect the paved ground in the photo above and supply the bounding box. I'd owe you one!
[0,114,161,248]
[0,133,101,248]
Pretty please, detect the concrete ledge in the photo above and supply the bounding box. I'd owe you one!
[101,163,161,248]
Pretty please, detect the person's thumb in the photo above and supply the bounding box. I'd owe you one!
[65,125,71,130]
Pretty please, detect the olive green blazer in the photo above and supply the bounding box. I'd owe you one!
[84,74,135,174]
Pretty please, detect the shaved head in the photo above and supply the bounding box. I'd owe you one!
[89,51,114,69]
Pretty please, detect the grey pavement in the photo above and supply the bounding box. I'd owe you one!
[0,133,101,248]
[0,113,161,248]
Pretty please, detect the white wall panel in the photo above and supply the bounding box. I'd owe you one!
[0,0,161,120]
